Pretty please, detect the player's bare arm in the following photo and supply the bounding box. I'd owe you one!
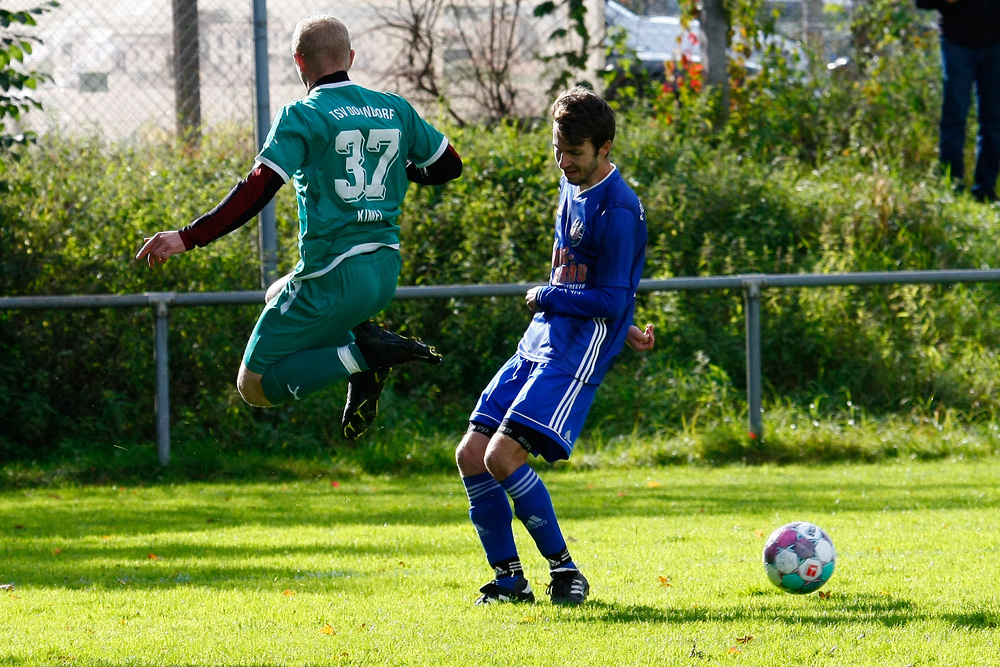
[525,285,543,312]
[135,163,284,267]
[136,231,186,267]
[625,323,655,352]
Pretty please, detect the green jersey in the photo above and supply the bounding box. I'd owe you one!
[256,77,448,280]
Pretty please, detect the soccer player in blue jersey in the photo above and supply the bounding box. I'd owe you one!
[136,14,461,433]
[455,87,652,605]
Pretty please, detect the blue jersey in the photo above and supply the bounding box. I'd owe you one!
[517,166,646,384]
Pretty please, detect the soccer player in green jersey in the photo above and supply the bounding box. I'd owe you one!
[137,13,462,436]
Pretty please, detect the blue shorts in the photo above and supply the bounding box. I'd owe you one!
[469,353,598,462]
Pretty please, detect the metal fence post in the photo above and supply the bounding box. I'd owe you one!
[743,277,764,441]
[154,299,172,466]
[252,0,278,289]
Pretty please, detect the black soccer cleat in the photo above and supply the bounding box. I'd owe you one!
[474,578,536,605]
[352,319,443,368]
[546,569,589,605]
[342,367,391,440]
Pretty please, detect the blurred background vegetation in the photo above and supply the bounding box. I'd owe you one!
[2,0,1000,484]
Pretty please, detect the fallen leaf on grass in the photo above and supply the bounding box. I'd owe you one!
[281,589,295,596]
[51,549,63,556]
[657,576,671,587]
[320,624,336,635]
[818,591,833,599]
[727,647,742,655]
[146,553,161,560]
[737,635,753,644]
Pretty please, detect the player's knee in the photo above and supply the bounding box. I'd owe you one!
[483,439,522,481]
[237,365,271,408]
[455,427,489,474]
[265,272,293,303]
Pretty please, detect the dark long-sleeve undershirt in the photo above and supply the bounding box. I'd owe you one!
[405,143,463,185]
[178,163,283,250]
[177,143,463,250]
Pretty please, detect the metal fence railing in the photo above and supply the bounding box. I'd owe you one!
[4,268,1000,466]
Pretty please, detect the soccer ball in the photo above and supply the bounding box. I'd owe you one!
[762,521,836,594]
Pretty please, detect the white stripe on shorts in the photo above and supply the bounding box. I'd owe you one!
[550,377,585,436]
[573,319,607,384]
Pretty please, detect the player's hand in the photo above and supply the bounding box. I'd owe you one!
[626,323,655,352]
[136,231,186,267]
[525,286,543,313]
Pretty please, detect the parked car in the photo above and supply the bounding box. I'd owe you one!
[604,0,811,79]
[605,0,698,77]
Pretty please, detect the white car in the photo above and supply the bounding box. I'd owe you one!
[604,0,808,76]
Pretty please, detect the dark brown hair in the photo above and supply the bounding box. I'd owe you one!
[549,86,616,149]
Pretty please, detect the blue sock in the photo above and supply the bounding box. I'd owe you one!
[500,465,575,570]
[463,472,521,585]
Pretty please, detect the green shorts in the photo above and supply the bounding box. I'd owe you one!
[242,247,401,374]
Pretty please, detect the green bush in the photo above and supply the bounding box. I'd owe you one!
[3,1,1000,471]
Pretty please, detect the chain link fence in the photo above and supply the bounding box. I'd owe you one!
[7,0,599,142]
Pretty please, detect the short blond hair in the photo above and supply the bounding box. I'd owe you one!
[291,13,352,72]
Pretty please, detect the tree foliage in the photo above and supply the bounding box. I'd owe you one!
[0,1,58,191]
[2,0,996,466]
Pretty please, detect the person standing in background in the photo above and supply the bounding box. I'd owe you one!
[916,0,1000,203]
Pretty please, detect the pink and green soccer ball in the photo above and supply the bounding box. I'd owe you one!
[762,521,836,594]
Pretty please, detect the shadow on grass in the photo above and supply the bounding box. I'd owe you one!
[584,592,923,627]
[3,463,998,540]
[944,609,999,629]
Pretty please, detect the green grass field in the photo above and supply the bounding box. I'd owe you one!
[2,459,998,666]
